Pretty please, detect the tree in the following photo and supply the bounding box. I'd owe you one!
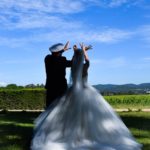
[6,84,18,89]
[25,84,36,88]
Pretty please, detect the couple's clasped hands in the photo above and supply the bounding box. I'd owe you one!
[63,41,92,52]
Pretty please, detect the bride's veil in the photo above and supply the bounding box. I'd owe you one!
[70,49,84,89]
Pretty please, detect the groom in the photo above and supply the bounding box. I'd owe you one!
[44,41,72,108]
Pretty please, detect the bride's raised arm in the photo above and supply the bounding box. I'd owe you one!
[80,43,91,62]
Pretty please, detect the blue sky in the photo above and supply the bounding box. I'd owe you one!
[0,0,150,86]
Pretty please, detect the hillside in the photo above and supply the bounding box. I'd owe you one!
[93,83,150,94]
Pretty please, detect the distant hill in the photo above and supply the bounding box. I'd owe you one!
[93,83,150,94]
[1,82,150,94]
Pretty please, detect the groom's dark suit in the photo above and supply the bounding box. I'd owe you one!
[45,54,72,108]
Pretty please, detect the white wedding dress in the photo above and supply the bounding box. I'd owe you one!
[31,50,142,150]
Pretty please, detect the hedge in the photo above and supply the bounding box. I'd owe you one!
[0,90,150,110]
[0,89,46,110]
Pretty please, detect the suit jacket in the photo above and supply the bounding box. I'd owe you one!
[44,55,72,91]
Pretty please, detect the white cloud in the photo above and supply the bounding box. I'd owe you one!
[0,36,30,48]
[0,4,82,30]
[90,59,103,64]
[2,23,150,48]
[125,56,150,70]
[0,27,134,48]
[0,0,148,30]
[88,29,133,43]
[0,0,149,47]
[0,0,85,30]
[91,56,150,70]
[0,59,38,65]
[36,27,133,43]
[143,57,150,61]
[0,0,145,13]
[4,14,81,29]
[93,0,147,8]
[90,57,127,68]
[0,82,7,87]
[138,25,150,43]
[107,0,129,7]
[131,62,150,70]
[0,0,84,14]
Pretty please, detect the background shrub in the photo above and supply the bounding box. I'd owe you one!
[0,89,45,110]
[0,89,150,110]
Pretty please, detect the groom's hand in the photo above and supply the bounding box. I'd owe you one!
[64,41,71,51]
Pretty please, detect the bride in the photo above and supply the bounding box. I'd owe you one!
[31,43,142,150]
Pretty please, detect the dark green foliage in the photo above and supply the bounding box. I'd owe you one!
[0,89,150,110]
[0,89,46,110]
[6,84,18,89]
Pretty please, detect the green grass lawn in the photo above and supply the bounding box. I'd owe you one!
[104,95,150,109]
[0,111,149,150]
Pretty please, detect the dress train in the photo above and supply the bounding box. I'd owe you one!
[31,50,141,150]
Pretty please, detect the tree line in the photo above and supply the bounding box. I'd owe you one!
[0,84,45,89]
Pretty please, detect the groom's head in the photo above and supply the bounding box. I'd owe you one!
[49,43,64,56]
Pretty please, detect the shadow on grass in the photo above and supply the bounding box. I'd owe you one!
[0,111,40,124]
[0,124,32,150]
[119,112,150,150]
[0,111,40,150]
[119,112,150,130]
[0,111,149,150]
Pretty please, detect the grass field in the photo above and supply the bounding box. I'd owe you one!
[0,111,149,150]
[104,94,150,109]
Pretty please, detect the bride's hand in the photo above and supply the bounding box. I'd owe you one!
[80,43,92,51]
[85,45,92,51]
[80,43,89,61]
